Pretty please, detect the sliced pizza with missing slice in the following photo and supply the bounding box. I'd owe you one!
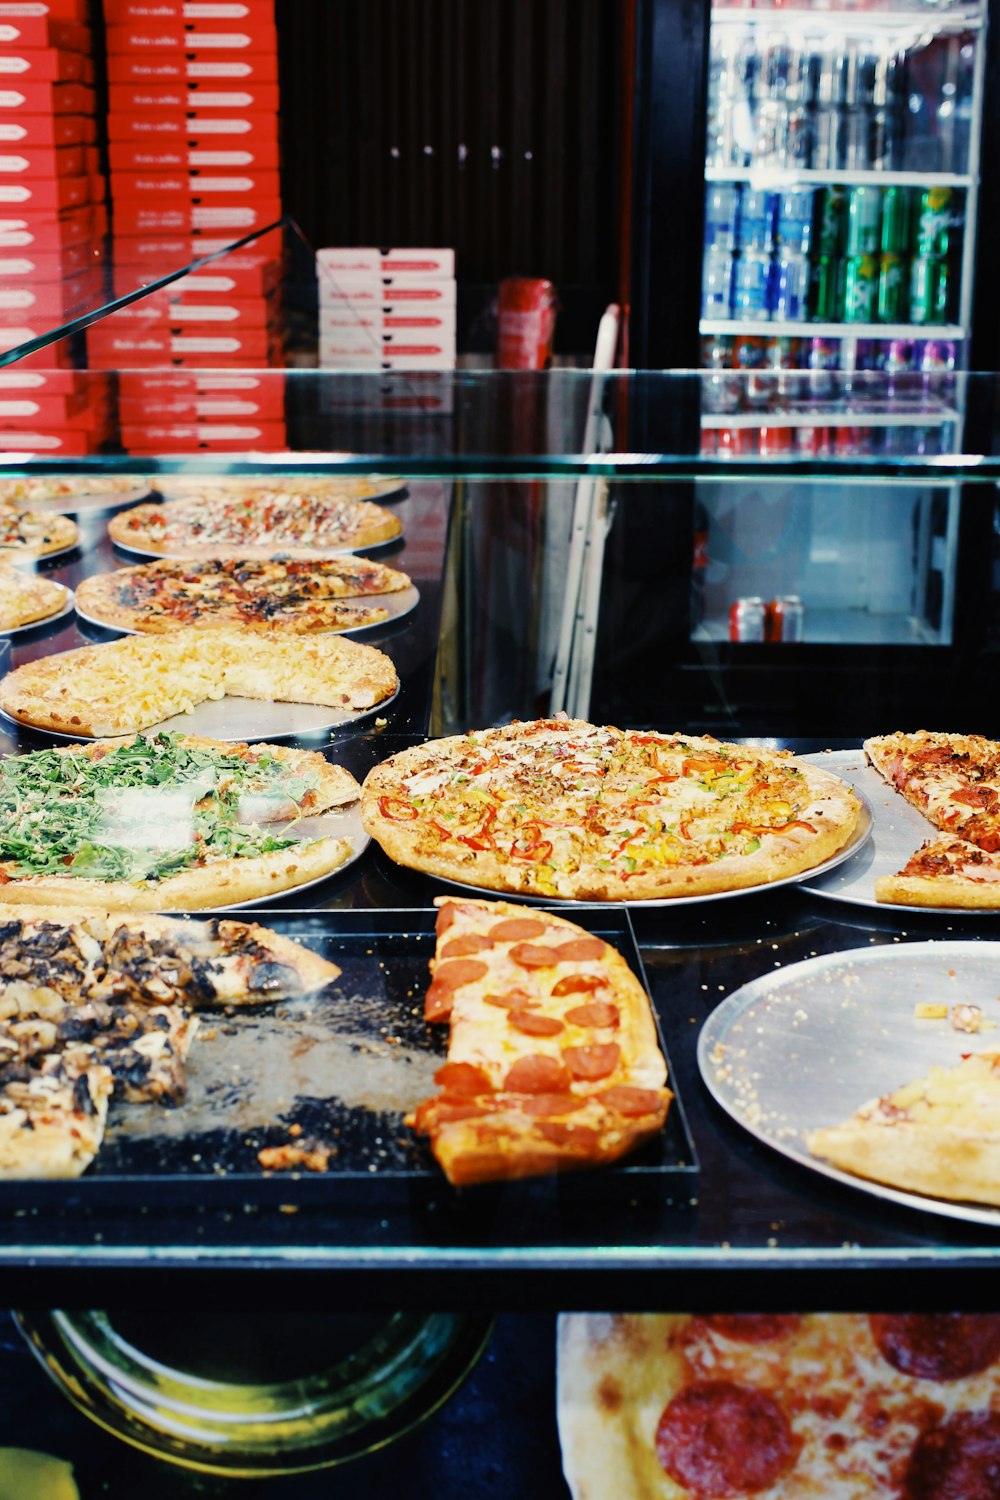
[409,896,672,1186]
[875,836,1000,909]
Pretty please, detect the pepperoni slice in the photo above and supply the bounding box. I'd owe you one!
[433,1061,493,1096]
[655,1381,795,1499]
[508,1009,564,1037]
[535,1121,600,1150]
[519,1092,589,1117]
[904,1412,1000,1500]
[435,902,461,934]
[483,988,536,1010]
[425,959,489,1021]
[509,943,565,969]
[599,1085,665,1117]
[552,975,606,997]
[564,1001,620,1029]
[556,938,608,963]
[503,1054,571,1093]
[562,1043,621,1081]
[870,1315,1000,1382]
[705,1314,802,1344]
[489,918,549,943]
[440,934,494,959]
[412,1099,493,1132]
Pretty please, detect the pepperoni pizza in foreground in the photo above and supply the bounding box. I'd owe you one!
[558,1312,1000,1499]
[408,896,671,1185]
[362,720,860,902]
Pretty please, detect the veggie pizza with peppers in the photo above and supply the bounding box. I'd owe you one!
[361,719,860,900]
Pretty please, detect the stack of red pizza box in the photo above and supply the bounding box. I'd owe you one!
[0,0,111,454]
[88,0,285,450]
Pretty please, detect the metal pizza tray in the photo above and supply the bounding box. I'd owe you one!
[0,538,78,565]
[206,803,370,911]
[427,787,873,909]
[0,583,74,638]
[796,749,995,914]
[0,685,400,745]
[112,531,405,561]
[153,477,407,505]
[698,940,1000,1227]
[10,483,152,516]
[0,906,697,1210]
[74,584,421,638]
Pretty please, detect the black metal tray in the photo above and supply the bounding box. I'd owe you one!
[5,906,697,1214]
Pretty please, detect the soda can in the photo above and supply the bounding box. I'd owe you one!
[833,426,872,456]
[915,187,952,257]
[885,338,919,401]
[846,185,881,255]
[754,97,789,166]
[816,46,849,107]
[795,425,832,456]
[733,250,772,321]
[807,335,840,398]
[765,334,804,397]
[786,103,813,167]
[877,253,908,323]
[775,189,813,253]
[909,255,949,325]
[854,338,884,373]
[732,333,773,405]
[767,595,805,642]
[841,105,872,170]
[700,428,718,456]
[702,245,735,319]
[701,334,741,413]
[770,250,810,321]
[812,107,845,171]
[843,254,878,322]
[704,184,741,250]
[729,597,767,642]
[919,338,957,402]
[813,186,846,257]
[739,189,776,251]
[758,426,795,456]
[880,185,910,253]
[809,256,842,321]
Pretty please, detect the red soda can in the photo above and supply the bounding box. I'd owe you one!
[734,426,758,454]
[768,595,805,642]
[795,425,831,456]
[729,597,767,642]
[700,428,718,455]
[497,277,558,369]
[758,425,794,455]
[833,425,872,456]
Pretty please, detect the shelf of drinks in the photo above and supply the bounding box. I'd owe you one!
[704,167,972,188]
[700,405,959,427]
[699,318,965,338]
[694,610,944,646]
[710,6,983,30]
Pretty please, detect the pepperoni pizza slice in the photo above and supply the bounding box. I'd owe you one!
[408,897,671,1185]
[558,1311,1000,1500]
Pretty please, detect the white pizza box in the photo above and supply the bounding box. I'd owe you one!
[318,273,456,307]
[316,247,454,279]
[316,370,456,417]
[318,306,457,339]
[317,347,457,372]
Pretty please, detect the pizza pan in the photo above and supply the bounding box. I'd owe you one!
[0,538,78,565]
[111,530,404,561]
[4,483,152,516]
[204,801,370,911]
[152,476,407,504]
[0,583,74,637]
[426,785,874,909]
[0,685,400,745]
[795,749,999,915]
[73,584,421,639]
[698,940,1000,1227]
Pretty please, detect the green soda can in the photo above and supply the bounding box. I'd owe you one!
[877,254,908,322]
[810,255,842,320]
[814,187,847,257]
[910,255,949,324]
[846,186,882,255]
[880,186,910,254]
[915,188,952,257]
[843,255,879,322]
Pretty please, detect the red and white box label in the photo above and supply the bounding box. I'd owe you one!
[317,247,455,278]
[107,52,278,83]
[109,81,277,110]
[109,137,278,170]
[319,272,457,306]
[105,18,276,52]
[0,112,90,146]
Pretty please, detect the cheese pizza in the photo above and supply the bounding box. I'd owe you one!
[0,502,77,557]
[0,476,148,513]
[0,567,68,631]
[558,1312,1000,1500]
[75,555,412,635]
[409,896,671,1184]
[362,720,860,901]
[0,627,398,737]
[155,475,402,504]
[0,731,359,909]
[109,490,402,558]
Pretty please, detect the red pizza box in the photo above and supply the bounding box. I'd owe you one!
[0,269,97,318]
[104,2,274,19]
[120,419,286,451]
[0,112,91,147]
[104,295,272,328]
[118,368,284,412]
[0,79,92,110]
[0,394,97,427]
[87,324,273,360]
[105,18,277,53]
[110,197,280,234]
[0,0,90,17]
[107,108,277,141]
[115,255,278,298]
[118,390,284,423]
[0,242,95,278]
[0,207,92,251]
[0,48,87,82]
[109,81,278,112]
[84,141,99,173]
[106,52,278,84]
[0,339,74,367]
[110,168,280,199]
[316,247,455,279]
[0,367,84,393]
[0,142,85,175]
[109,137,280,171]
[111,231,239,265]
[0,16,90,50]
[0,427,95,452]
[0,172,88,209]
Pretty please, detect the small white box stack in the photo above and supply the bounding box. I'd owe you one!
[316,248,456,369]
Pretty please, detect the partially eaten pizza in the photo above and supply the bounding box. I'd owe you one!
[408,896,671,1185]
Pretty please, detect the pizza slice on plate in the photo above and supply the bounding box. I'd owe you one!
[408,896,672,1185]
[875,836,1000,909]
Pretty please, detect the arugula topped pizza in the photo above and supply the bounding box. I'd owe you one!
[0,732,359,909]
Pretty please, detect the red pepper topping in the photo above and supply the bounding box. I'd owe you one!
[378,795,417,821]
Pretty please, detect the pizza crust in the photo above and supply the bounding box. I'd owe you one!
[0,569,67,629]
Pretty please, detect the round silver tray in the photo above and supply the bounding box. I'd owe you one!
[0,685,400,745]
[112,531,404,561]
[205,802,369,910]
[0,583,74,637]
[797,748,999,914]
[74,584,420,638]
[0,538,78,564]
[426,787,874,908]
[698,940,1000,1226]
[7,483,152,516]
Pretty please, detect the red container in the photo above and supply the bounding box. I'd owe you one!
[766,596,806,643]
[497,277,558,369]
[758,425,795,456]
[794,426,832,458]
